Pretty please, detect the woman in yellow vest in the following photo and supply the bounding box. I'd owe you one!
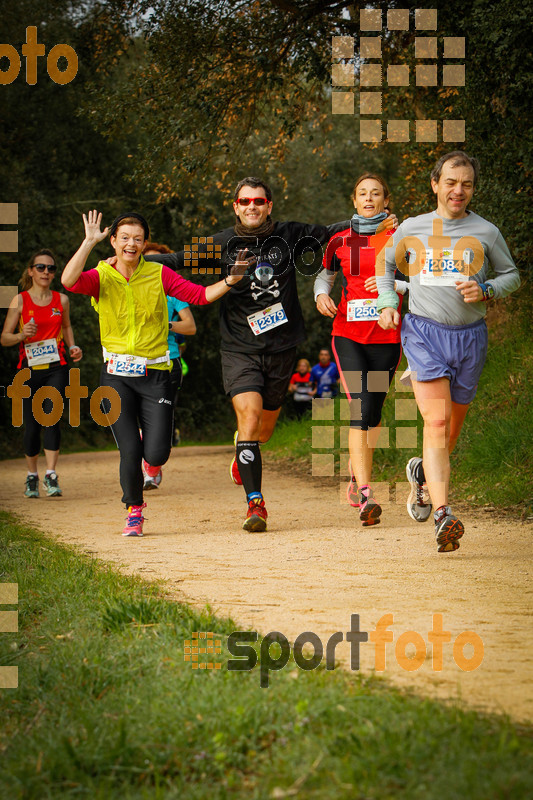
[62,210,248,536]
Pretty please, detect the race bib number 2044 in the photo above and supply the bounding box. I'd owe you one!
[24,338,60,366]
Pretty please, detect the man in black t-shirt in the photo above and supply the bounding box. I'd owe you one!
[146,177,347,532]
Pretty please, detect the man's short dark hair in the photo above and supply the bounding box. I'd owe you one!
[431,151,480,187]
[233,177,272,203]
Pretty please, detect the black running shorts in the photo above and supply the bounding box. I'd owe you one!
[221,347,297,411]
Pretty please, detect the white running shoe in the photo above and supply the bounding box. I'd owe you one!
[143,461,163,491]
[406,457,432,522]
[143,470,162,490]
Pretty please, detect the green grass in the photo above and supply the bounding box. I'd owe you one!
[1,511,532,799]
[266,295,533,514]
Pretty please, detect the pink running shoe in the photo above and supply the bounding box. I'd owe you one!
[122,503,147,537]
[346,459,359,507]
[346,479,359,508]
[358,485,381,527]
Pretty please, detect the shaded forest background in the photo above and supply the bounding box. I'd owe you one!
[0,0,531,450]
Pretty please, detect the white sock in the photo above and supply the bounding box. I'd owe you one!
[27,471,38,476]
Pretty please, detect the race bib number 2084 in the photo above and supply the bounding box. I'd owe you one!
[420,248,467,286]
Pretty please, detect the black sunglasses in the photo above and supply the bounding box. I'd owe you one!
[33,264,57,273]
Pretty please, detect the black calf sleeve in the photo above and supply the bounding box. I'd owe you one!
[236,441,262,498]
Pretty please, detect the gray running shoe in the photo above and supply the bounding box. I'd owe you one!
[434,506,464,553]
[24,474,39,498]
[43,472,62,497]
[406,457,432,522]
[143,469,162,491]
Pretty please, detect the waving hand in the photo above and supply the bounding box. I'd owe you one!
[82,210,109,246]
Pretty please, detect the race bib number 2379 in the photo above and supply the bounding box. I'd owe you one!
[247,302,288,336]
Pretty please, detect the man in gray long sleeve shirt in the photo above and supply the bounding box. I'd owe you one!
[376,151,520,553]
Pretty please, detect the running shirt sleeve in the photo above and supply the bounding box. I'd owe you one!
[314,230,348,301]
[395,278,409,295]
[327,220,351,237]
[68,269,100,299]
[313,267,337,301]
[162,266,208,305]
[146,251,186,270]
[376,225,401,296]
[146,240,223,274]
[485,230,521,299]
[167,295,189,319]
[323,232,346,271]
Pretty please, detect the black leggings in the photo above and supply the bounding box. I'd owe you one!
[100,366,173,506]
[332,336,401,430]
[22,363,69,457]
[169,357,183,413]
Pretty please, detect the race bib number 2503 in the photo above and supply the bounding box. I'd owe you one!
[347,299,379,322]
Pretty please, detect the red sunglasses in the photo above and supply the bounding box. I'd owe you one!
[236,197,269,206]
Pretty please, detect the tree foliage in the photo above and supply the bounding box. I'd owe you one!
[79,1,532,258]
[1,0,531,449]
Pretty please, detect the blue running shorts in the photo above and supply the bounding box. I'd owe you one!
[402,313,488,404]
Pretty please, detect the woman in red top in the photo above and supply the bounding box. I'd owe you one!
[314,174,406,526]
[1,249,82,498]
[288,358,315,418]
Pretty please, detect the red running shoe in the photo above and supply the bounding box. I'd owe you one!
[242,498,268,532]
[230,430,242,485]
[230,456,243,486]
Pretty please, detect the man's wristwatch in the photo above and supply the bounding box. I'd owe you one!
[479,282,495,301]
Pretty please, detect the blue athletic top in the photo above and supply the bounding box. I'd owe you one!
[167,296,189,359]
[310,361,340,398]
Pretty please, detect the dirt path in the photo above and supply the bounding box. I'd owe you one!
[1,447,531,722]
